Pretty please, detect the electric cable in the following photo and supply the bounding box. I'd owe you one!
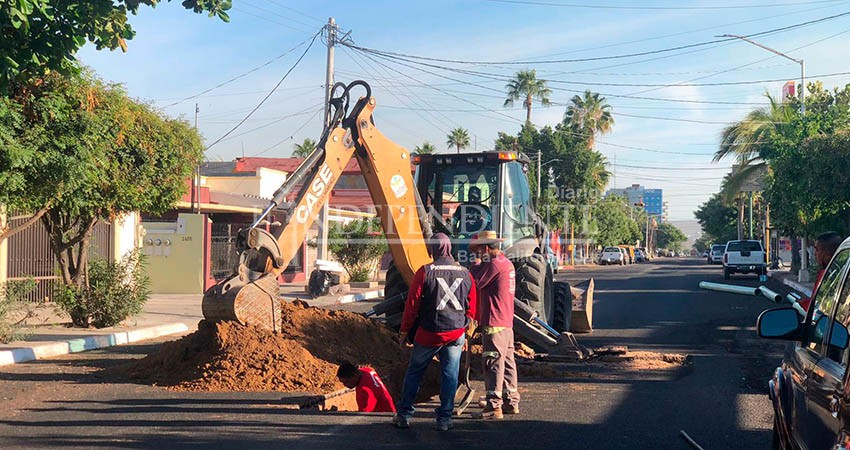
[205,30,321,150]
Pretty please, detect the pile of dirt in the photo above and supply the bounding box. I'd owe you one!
[617,351,688,371]
[118,300,438,397]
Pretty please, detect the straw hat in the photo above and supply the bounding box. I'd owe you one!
[470,230,504,247]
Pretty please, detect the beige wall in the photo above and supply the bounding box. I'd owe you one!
[141,213,207,294]
[204,167,287,199]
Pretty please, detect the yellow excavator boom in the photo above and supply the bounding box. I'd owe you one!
[202,81,431,331]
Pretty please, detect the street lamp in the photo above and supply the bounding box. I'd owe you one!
[718,34,805,113]
[719,33,809,281]
[536,156,561,201]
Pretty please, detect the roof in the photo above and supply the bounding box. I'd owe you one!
[200,161,251,177]
[234,157,364,174]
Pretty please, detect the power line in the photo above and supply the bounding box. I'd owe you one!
[343,10,850,65]
[481,0,845,10]
[205,31,321,151]
[162,37,317,109]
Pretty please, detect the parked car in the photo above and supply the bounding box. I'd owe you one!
[599,246,625,265]
[723,239,766,279]
[702,250,709,258]
[757,237,850,450]
[709,244,725,264]
[637,247,652,261]
[635,249,647,263]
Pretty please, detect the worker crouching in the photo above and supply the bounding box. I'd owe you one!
[394,233,478,431]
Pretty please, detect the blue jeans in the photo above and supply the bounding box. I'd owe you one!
[397,334,465,423]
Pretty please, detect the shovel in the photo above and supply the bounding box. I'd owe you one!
[455,342,475,416]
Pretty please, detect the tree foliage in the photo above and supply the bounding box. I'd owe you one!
[655,222,687,251]
[590,196,636,247]
[563,90,614,148]
[413,141,436,154]
[292,137,316,158]
[504,69,551,124]
[328,218,388,282]
[0,0,232,91]
[446,127,470,153]
[0,69,203,288]
[695,193,739,244]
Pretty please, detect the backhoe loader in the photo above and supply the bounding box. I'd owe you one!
[202,80,589,357]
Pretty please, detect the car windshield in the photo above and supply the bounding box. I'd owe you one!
[603,247,620,253]
[711,245,725,253]
[726,241,762,252]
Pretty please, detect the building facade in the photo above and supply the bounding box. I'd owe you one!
[606,184,665,221]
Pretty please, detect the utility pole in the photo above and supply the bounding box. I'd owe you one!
[316,17,337,262]
[536,151,541,205]
[193,103,201,214]
[749,192,754,240]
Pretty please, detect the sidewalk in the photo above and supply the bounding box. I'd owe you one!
[768,269,814,297]
[0,283,385,367]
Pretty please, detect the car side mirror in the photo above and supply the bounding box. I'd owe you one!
[828,318,850,350]
[757,307,802,341]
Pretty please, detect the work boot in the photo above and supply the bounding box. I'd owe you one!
[502,404,520,415]
[473,407,504,420]
[392,414,410,429]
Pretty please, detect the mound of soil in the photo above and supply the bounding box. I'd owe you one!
[118,300,438,397]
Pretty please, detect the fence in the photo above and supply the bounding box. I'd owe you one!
[209,222,303,281]
[6,214,113,302]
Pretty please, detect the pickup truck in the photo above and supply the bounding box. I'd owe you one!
[723,239,767,279]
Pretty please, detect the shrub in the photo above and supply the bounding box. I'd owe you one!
[54,250,150,328]
[0,279,38,343]
[328,218,388,283]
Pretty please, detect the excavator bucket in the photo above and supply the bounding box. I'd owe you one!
[202,265,282,332]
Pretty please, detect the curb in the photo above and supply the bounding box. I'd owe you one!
[768,271,813,297]
[337,289,384,304]
[0,322,191,367]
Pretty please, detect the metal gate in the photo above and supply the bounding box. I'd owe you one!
[6,214,113,302]
[209,222,303,281]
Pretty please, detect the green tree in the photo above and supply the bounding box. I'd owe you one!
[590,196,634,247]
[0,69,203,288]
[563,90,614,148]
[328,218,388,282]
[504,69,551,124]
[413,142,436,154]
[0,0,232,91]
[292,138,316,158]
[694,193,739,244]
[655,222,687,250]
[446,127,470,153]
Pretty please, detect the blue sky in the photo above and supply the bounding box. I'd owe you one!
[77,0,850,220]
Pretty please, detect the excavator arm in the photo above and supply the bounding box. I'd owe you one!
[202,81,431,331]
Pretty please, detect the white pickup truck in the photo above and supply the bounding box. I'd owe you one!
[723,240,767,279]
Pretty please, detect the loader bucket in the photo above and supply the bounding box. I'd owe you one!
[202,266,281,332]
[569,278,594,333]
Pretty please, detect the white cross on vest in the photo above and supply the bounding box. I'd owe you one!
[436,277,464,311]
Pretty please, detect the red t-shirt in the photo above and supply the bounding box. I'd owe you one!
[354,367,396,413]
[400,265,478,347]
[471,253,516,328]
[798,268,826,312]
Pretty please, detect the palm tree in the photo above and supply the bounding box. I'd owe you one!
[586,151,611,194]
[714,93,795,200]
[292,138,317,158]
[563,90,614,147]
[414,142,436,154]
[504,69,552,124]
[446,127,470,153]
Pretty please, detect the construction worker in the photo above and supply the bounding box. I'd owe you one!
[394,233,478,431]
[469,230,519,420]
[337,362,396,413]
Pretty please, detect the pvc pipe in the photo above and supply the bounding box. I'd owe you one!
[758,285,783,303]
[784,294,807,317]
[699,281,760,297]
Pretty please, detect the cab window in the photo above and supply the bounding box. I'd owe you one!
[805,249,850,354]
[827,251,850,365]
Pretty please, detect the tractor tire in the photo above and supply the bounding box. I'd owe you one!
[383,262,408,323]
[514,253,555,325]
[551,281,572,333]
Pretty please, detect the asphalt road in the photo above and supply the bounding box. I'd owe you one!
[0,258,790,449]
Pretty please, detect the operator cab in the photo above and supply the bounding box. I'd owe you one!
[413,151,538,265]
